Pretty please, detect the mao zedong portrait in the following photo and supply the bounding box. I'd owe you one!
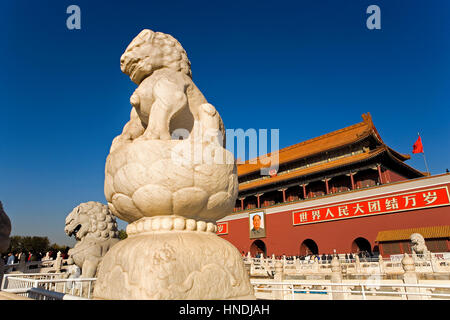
[250,213,266,238]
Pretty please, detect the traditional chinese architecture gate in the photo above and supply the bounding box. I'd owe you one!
[217,114,450,256]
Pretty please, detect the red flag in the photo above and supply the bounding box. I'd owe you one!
[412,135,424,154]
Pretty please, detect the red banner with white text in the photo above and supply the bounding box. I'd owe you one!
[293,187,450,225]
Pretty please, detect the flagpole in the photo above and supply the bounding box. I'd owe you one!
[418,132,431,176]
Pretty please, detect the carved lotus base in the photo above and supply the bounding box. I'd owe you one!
[93,216,255,300]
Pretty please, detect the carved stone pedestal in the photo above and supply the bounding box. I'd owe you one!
[93,216,255,299]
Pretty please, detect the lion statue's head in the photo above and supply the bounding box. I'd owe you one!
[120,29,191,84]
[65,201,119,242]
[410,233,429,255]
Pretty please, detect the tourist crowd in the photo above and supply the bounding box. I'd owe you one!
[2,250,69,266]
[243,250,380,263]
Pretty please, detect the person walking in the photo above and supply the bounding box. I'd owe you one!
[6,253,15,265]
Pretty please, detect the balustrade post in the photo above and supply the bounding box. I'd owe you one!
[250,258,255,276]
[274,261,285,300]
[295,257,301,273]
[430,254,439,273]
[53,251,62,272]
[313,258,319,272]
[355,255,361,273]
[330,256,344,300]
[378,254,384,274]
[402,253,420,300]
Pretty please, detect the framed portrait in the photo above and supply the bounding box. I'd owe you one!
[249,211,266,239]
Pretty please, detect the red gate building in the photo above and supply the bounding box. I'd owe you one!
[217,113,450,257]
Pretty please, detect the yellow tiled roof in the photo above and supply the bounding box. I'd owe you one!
[237,112,410,177]
[239,147,385,191]
[375,225,450,242]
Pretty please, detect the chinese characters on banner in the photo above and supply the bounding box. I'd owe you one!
[216,222,228,235]
[293,187,450,226]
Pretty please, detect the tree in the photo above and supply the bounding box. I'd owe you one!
[8,235,51,253]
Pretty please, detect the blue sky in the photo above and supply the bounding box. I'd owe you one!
[1,0,449,246]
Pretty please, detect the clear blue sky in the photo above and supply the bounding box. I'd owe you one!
[1,0,449,246]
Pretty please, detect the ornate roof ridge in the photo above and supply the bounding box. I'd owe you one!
[245,113,372,163]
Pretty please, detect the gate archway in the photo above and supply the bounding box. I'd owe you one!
[351,237,372,253]
[299,239,319,256]
[250,240,267,257]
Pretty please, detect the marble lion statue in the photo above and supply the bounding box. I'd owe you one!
[0,202,11,286]
[410,233,430,257]
[0,201,11,254]
[104,29,238,224]
[65,202,120,278]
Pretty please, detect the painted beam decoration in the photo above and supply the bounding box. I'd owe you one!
[293,187,450,225]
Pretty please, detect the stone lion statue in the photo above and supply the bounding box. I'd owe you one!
[0,201,11,253]
[410,233,430,257]
[64,202,120,278]
[0,202,11,286]
[104,29,238,224]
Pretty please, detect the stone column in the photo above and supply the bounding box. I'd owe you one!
[53,251,62,272]
[249,257,255,276]
[274,261,285,300]
[402,253,420,300]
[355,255,361,273]
[313,258,320,272]
[330,256,344,300]
[378,254,384,274]
[430,254,439,273]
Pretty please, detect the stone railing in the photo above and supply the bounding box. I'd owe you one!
[1,273,95,299]
[249,254,450,300]
[250,280,450,300]
[3,257,69,275]
[243,253,450,277]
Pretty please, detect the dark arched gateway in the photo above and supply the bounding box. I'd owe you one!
[250,240,267,257]
[300,239,319,255]
[352,237,372,253]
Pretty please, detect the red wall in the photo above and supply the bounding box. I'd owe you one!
[219,182,450,256]
[385,169,407,183]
